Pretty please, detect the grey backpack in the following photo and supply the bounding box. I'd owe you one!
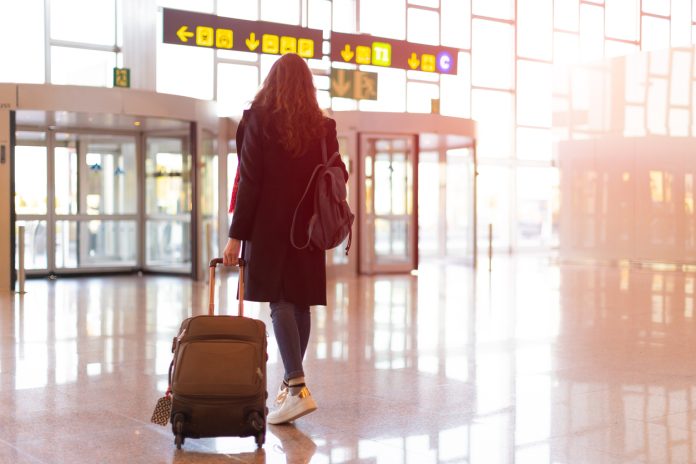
[290,139,354,254]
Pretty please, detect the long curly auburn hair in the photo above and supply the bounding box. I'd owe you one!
[251,53,326,158]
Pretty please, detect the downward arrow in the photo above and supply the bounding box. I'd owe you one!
[340,44,355,62]
[331,70,351,97]
[246,32,260,51]
[407,52,420,70]
[176,26,194,43]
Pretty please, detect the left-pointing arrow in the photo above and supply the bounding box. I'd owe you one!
[177,26,194,43]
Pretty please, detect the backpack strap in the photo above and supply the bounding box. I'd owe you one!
[321,138,327,164]
[290,162,323,250]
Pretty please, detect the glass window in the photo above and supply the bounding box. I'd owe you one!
[517,0,552,61]
[517,60,552,127]
[553,31,579,65]
[472,19,514,89]
[579,4,604,62]
[604,39,639,58]
[671,51,691,106]
[472,89,514,158]
[308,0,331,29]
[407,81,439,113]
[516,167,559,247]
[15,220,47,270]
[260,54,281,83]
[157,0,214,13]
[261,0,300,25]
[554,0,579,32]
[360,0,406,39]
[446,148,474,256]
[441,0,470,49]
[83,137,138,215]
[146,138,191,215]
[407,7,439,45]
[51,47,116,87]
[0,0,45,83]
[642,0,670,16]
[15,146,47,215]
[517,127,552,161]
[217,63,258,117]
[217,0,258,20]
[156,43,214,100]
[359,67,406,112]
[418,151,439,256]
[642,16,670,52]
[56,220,137,268]
[55,142,78,215]
[477,165,511,248]
[440,52,471,118]
[333,0,357,33]
[51,0,116,46]
[647,78,668,135]
[605,0,639,41]
[672,0,692,46]
[472,0,513,20]
[409,0,439,6]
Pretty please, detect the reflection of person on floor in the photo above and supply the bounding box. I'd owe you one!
[223,53,349,425]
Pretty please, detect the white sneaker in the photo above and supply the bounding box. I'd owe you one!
[274,380,289,406]
[267,384,317,425]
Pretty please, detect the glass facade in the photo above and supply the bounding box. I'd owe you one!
[4,0,696,251]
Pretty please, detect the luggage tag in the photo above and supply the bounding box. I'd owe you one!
[150,391,172,426]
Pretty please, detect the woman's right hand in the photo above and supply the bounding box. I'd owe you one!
[223,238,241,266]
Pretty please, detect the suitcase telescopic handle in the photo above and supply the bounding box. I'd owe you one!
[208,257,245,317]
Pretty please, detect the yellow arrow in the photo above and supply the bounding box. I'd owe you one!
[407,52,420,70]
[331,69,351,97]
[177,25,194,43]
[340,44,355,62]
[246,32,260,51]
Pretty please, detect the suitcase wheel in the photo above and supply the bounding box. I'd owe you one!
[173,414,185,450]
[255,432,265,448]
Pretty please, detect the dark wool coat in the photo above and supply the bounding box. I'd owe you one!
[228,109,348,306]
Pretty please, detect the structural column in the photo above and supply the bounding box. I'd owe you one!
[0,84,17,293]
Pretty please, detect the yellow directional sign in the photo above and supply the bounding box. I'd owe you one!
[246,32,259,51]
[262,34,279,54]
[407,52,420,70]
[280,36,297,54]
[164,8,323,59]
[216,28,233,49]
[176,25,194,42]
[371,42,392,67]
[298,38,314,58]
[330,69,378,101]
[356,45,371,65]
[340,44,354,62]
[196,26,214,47]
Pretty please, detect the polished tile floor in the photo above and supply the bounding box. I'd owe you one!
[1,257,696,463]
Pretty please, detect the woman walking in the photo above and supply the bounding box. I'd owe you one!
[223,53,348,425]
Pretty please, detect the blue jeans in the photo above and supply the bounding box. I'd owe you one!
[269,301,311,381]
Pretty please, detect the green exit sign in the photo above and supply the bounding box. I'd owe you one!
[113,68,130,88]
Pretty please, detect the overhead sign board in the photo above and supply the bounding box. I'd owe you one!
[330,32,458,75]
[162,8,323,58]
[330,69,378,100]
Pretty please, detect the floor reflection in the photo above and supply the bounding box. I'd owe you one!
[3,257,696,462]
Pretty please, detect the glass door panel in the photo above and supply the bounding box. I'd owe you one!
[329,135,352,267]
[145,136,191,272]
[360,134,416,273]
[14,132,49,271]
[200,132,218,275]
[54,133,138,270]
[445,148,474,259]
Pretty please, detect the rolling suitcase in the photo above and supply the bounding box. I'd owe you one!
[168,257,268,449]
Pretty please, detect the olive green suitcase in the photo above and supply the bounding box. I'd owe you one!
[169,258,267,449]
